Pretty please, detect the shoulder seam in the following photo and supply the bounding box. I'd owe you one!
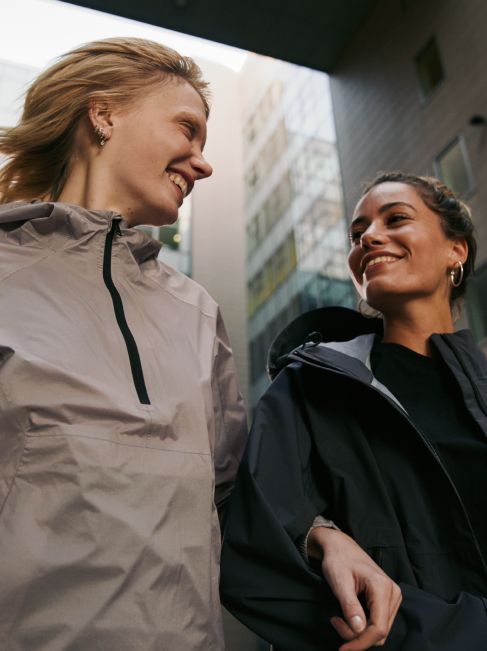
[144,271,217,320]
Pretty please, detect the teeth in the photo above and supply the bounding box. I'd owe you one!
[365,256,398,269]
[168,173,188,198]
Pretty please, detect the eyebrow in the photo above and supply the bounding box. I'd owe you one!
[350,201,417,230]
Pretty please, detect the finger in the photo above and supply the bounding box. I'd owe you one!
[373,584,402,647]
[385,584,402,634]
[330,616,359,642]
[338,581,394,651]
[331,578,367,635]
[364,577,395,639]
[339,626,390,651]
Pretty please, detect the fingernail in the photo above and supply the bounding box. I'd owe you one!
[350,616,365,633]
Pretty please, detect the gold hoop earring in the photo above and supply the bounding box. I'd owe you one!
[451,261,464,288]
[358,298,381,319]
[94,125,108,147]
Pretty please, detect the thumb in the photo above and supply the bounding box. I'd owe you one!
[333,580,367,635]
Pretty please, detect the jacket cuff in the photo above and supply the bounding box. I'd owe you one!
[298,515,341,564]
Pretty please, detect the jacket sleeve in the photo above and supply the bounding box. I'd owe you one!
[385,584,487,650]
[220,366,487,651]
[212,309,248,512]
[220,366,345,651]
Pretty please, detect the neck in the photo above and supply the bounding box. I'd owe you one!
[57,158,118,213]
[381,299,454,357]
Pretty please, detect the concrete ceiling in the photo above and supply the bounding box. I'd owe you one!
[61,0,379,72]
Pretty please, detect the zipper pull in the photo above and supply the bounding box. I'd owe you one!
[113,220,122,237]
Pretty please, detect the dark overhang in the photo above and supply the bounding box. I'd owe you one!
[61,0,379,72]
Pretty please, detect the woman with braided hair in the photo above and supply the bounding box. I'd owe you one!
[221,173,487,650]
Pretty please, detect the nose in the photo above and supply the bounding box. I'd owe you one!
[360,221,387,249]
[192,151,213,180]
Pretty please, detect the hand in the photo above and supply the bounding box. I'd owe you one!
[307,528,402,651]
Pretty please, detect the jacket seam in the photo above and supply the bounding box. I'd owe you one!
[0,379,28,520]
[0,438,28,521]
[0,245,56,285]
[23,430,212,454]
[216,366,241,463]
[145,273,217,320]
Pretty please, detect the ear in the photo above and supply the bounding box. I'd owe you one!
[88,95,113,139]
[448,238,469,269]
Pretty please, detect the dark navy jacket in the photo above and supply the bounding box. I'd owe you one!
[220,307,487,650]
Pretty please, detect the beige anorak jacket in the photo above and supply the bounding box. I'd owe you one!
[0,201,247,650]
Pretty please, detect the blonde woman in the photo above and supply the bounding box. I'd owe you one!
[0,38,247,649]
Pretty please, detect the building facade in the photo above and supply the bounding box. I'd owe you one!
[329,0,487,339]
[242,55,354,410]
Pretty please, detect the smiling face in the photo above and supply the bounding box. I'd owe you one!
[98,78,212,227]
[348,182,468,315]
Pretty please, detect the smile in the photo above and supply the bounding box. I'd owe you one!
[365,256,399,269]
[168,172,188,198]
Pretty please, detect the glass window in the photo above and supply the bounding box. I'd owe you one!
[415,36,445,98]
[467,264,487,343]
[244,80,282,148]
[247,173,293,257]
[434,135,474,198]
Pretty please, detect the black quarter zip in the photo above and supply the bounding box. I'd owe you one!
[103,219,151,405]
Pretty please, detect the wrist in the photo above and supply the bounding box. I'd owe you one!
[307,526,340,562]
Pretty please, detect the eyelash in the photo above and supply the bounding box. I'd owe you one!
[349,214,410,244]
[182,122,195,137]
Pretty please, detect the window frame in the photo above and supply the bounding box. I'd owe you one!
[433,133,475,199]
[414,34,447,103]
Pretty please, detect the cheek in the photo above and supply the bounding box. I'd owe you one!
[347,248,362,282]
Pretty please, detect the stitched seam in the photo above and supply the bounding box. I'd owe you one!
[0,246,55,285]
[0,438,28,520]
[0,379,28,519]
[23,431,211,454]
[215,356,241,462]
[145,273,217,319]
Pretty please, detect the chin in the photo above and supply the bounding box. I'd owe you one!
[135,205,178,228]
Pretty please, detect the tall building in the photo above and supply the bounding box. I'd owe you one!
[241,55,354,411]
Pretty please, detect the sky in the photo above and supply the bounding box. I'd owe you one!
[0,0,248,72]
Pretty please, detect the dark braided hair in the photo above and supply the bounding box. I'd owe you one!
[362,172,476,307]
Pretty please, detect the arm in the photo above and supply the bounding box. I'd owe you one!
[211,309,248,514]
[221,366,487,650]
[307,527,402,650]
[307,527,487,651]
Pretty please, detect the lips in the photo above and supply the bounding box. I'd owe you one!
[166,167,194,199]
[361,253,401,273]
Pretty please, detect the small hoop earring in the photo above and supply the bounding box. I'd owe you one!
[358,298,381,319]
[94,125,108,147]
[451,261,464,288]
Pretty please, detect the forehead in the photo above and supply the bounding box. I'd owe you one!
[140,79,207,122]
[354,182,424,217]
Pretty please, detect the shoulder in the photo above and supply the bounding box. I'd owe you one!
[145,257,219,320]
[0,202,61,284]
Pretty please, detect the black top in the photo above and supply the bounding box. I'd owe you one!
[371,339,487,563]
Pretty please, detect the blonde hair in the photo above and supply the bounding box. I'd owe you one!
[0,37,211,204]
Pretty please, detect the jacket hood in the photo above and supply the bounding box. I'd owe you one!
[268,306,383,380]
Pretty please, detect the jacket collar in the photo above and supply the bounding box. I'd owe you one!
[269,306,487,419]
[0,201,163,265]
